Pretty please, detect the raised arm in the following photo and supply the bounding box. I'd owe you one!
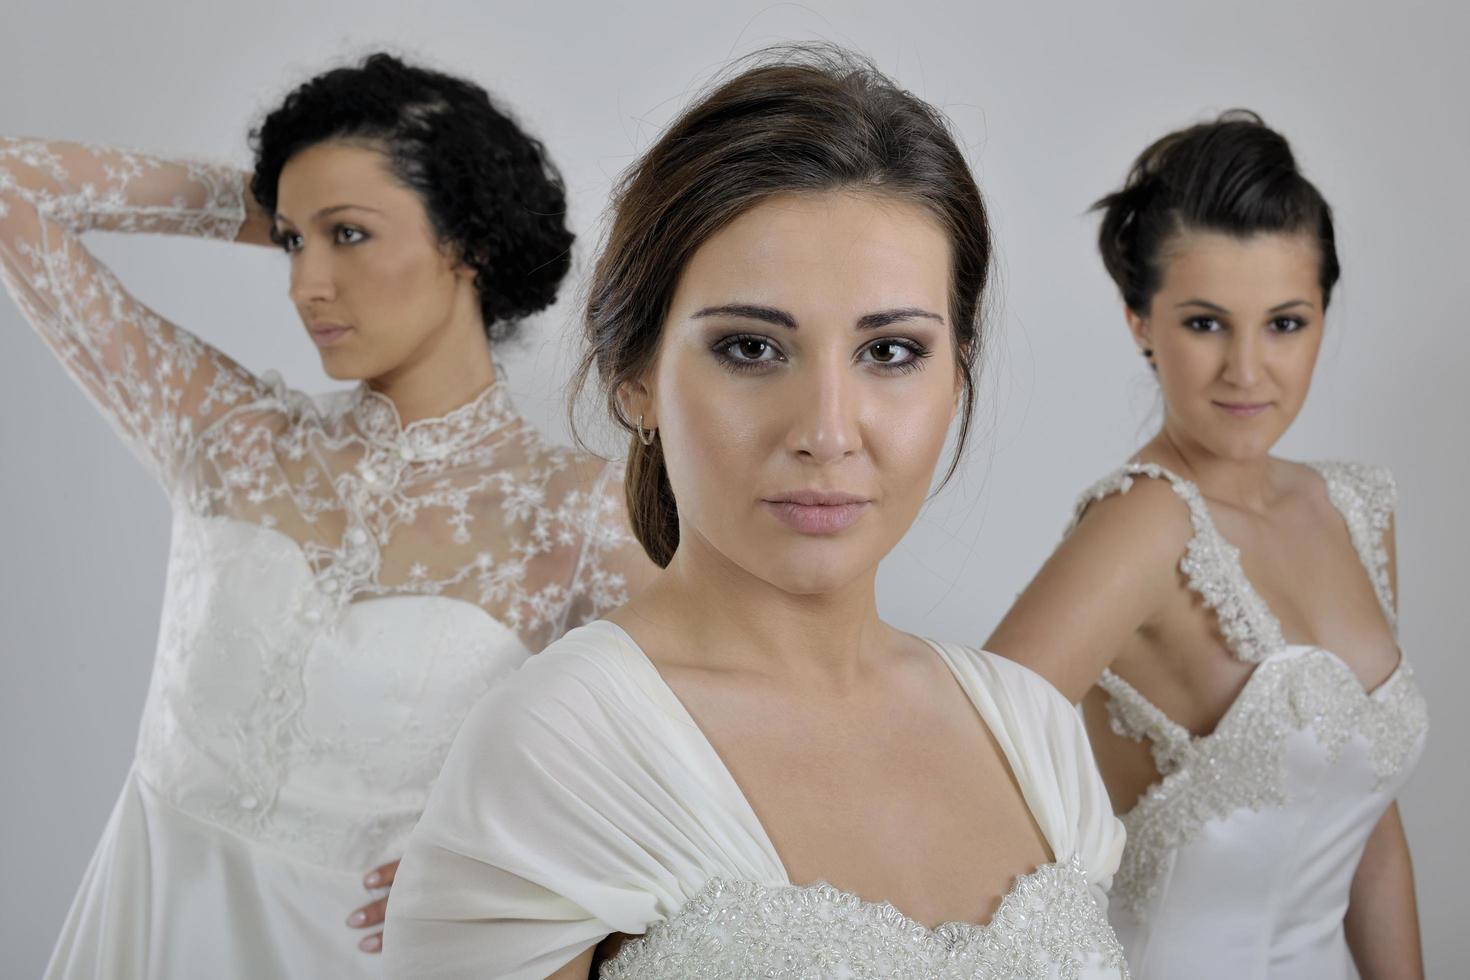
[985,477,1191,703]
[0,139,273,490]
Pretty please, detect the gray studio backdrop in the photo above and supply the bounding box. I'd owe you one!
[2,0,1465,975]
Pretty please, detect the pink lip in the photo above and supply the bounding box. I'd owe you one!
[308,321,352,348]
[762,490,871,535]
[1212,400,1271,418]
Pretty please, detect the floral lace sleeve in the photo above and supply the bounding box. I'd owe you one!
[0,139,268,491]
[563,459,658,630]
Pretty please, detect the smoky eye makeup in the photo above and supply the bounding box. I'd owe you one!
[333,224,371,246]
[856,336,933,373]
[1181,315,1225,333]
[710,332,786,373]
[1269,315,1310,333]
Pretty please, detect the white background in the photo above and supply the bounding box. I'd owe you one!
[2,0,1464,974]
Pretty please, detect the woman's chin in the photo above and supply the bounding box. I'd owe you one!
[317,353,373,382]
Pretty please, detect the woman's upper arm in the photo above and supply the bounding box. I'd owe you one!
[986,479,1191,702]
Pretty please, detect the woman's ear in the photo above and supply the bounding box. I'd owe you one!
[1124,304,1153,355]
[617,379,655,431]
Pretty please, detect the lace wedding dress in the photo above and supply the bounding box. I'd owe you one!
[385,622,1132,979]
[0,138,646,978]
[1075,462,1428,979]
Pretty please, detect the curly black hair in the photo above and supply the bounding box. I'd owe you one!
[250,52,574,341]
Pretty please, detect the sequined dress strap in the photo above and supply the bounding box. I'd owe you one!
[1095,670,1192,774]
[1072,462,1287,666]
[1307,461,1398,635]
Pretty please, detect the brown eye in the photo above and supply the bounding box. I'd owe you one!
[858,339,923,369]
[713,334,784,372]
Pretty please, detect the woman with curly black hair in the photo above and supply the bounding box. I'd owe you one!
[1,53,654,978]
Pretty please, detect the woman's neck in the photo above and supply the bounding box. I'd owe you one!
[367,312,497,424]
[619,529,893,692]
[1149,420,1281,513]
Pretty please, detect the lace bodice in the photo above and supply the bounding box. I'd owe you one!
[1,139,649,869]
[600,856,1128,980]
[1072,462,1428,925]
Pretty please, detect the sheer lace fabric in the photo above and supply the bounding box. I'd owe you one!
[2,139,645,977]
[1071,461,1428,979]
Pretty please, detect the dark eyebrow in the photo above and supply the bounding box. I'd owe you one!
[691,304,798,330]
[1175,299,1230,313]
[690,304,944,331]
[1175,298,1316,315]
[274,203,384,226]
[856,307,945,330]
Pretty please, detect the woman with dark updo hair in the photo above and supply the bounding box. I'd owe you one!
[988,111,1427,978]
[0,53,653,978]
[385,46,1128,980]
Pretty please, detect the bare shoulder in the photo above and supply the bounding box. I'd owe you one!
[987,464,1200,698]
[1066,466,1197,576]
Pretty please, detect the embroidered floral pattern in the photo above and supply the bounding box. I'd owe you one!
[1,140,646,869]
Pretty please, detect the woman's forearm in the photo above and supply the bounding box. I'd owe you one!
[0,138,246,240]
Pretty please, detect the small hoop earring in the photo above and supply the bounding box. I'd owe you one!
[636,413,657,447]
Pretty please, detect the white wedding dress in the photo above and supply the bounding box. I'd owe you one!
[385,621,1132,979]
[1075,462,1428,979]
[0,139,646,979]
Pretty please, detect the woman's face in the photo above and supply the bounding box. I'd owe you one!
[1130,230,1325,462]
[274,140,480,382]
[635,190,961,596]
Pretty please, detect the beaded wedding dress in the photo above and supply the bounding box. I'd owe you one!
[1075,462,1428,979]
[0,138,645,978]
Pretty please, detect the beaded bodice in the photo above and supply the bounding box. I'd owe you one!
[601,856,1129,980]
[1072,462,1428,921]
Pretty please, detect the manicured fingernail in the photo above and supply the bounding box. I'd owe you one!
[359,933,381,952]
[348,910,367,927]
[364,872,381,886]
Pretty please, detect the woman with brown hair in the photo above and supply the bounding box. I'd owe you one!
[385,47,1129,980]
[987,112,1427,979]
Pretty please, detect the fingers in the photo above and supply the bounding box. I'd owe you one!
[364,858,399,889]
[351,858,400,954]
[347,895,388,930]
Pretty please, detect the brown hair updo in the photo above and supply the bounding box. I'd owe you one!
[573,46,992,567]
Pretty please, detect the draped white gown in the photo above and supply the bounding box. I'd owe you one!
[386,621,1133,979]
